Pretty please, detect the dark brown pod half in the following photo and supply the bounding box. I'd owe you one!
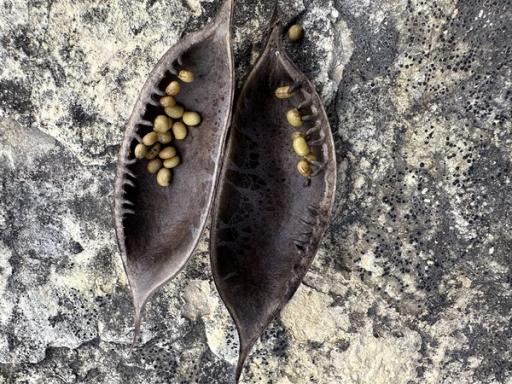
[210,22,337,382]
[114,0,234,341]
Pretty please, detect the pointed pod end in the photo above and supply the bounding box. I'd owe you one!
[216,0,235,25]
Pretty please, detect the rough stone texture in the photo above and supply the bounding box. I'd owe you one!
[0,0,511,383]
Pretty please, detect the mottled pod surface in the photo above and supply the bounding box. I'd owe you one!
[114,0,234,336]
[210,23,337,381]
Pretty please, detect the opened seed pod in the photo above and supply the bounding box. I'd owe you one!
[210,22,337,382]
[114,0,235,343]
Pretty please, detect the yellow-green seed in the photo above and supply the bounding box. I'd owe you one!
[288,24,304,42]
[165,105,185,119]
[292,136,310,156]
[297,159,312,177]
[134,143,148,159]
[287,108,303,127]
[182,111,201,127]
[291,131,305,140]
[163,156,181,169]
[178,70,194,83]
[159,146,177,160]
[165,81,181,96]
[160,96,176,108]
[304,152,317,162]
[275,85,293,99]
[172,121,188,140]
[157,131,173,144]
[153,115,172,133]
[142,131,158,146]
[147,158,162,174]
[145,143,161,160]
[156,168,172,187]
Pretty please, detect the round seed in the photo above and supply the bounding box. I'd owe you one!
[163,156,181,169]
[160,96,176,108]
[304,152,317,162]
[172,121,188,140]
[145,143,162,160]
[297,159,312,177]
[159,146,177,160]
[288,24,304,42]
[154,115,172,133]
[165,105,185,119]
[142,131,158,146]
[178,70,194,83]
[157,131,173,144]
[156,168,172,187]
[287,108,303,127]
[165,81,181,96]
[291,131,305,140]
[147,158,162,174]
[293,136,310,156]
[134,143,148,159]
[182,111,201,127]
[275,85,293,99]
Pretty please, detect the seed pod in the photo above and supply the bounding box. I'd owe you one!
[159,146,177,160]
[147,158,162,174]
[156,168,172,187]
[182,111,201,127]
[287,108,303,127]
[297,159,312,177]
[165,105,185,119]
[153,115,172,133]
[160,96,176,108]
[157,131,173,144]
[288,24,304,42]
[142,131,158,146]
[275,85,293,99]
[172,122,188,140]
[163,156,181,169]
[165,81,181,96]
[145,143,161,160]
[292,136,310,156]
[210,22,336,382]
[134,143,148,159]
[304,152,317,162]
[178,69,194,83]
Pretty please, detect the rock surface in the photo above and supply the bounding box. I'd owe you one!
[0,0,511,383]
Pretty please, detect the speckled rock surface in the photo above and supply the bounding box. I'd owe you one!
[0,0,511,383]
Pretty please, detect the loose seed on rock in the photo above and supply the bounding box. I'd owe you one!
[165,81,181,96]
[304,152,317,162]
[288,24,304,42]
[142,131,159,146]
[287,108,303,127]
[165,105,185,119]
[182,111,201,126]
[134,143,148,159]
[275,85,293,99]
[157,131,173,144]
[147,158,163,174]
[297,159,312,177]
[154,115,172,133]
[145,143,162,160]
[178,70,194,83]
[163,156,181,169]
[172,122,188,140]
[292,136,310,156]
[159,146,177,160]
[160,96,176,108]
[156,168,172,187]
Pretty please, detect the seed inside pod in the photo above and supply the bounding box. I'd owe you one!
[275,85,293,99]
[291,131,305,140]
[287,108,303,127]
[292,136,310,156]
[134,143,148,159]
[304,152,317,162]
[147,158,163,174]
[163,156,181,169]
[160,96,176,108]
[165,81,181,96]
[156,168,172,187]
[142,131,159,146]
[182,111,202,127]
[172,122,188,140]
[165,105,185,119]
[154,115,172,133]
[145,143,161,160]
[297,159,312,177]
[178,70,194,83]
[159,146,177,160]
[157,131,173,144]
[288,24,304,42]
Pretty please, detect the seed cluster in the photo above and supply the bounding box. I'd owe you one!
[134,69,201,187]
